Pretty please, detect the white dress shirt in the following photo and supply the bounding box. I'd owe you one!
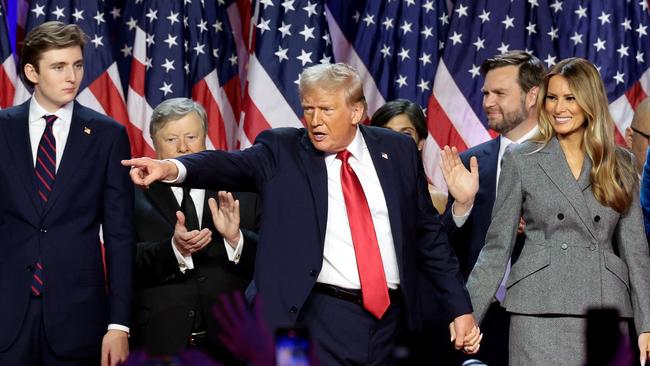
[317,128,400,290]
[28,97,129,334]
[28,98,73,170]
[171,128,400,289]
[168,187,245,270]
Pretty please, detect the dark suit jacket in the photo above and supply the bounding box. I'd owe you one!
[442,137,524,279]
[130,182,260,356]
[176,125,472,332]
[640,148,650,242]
[0,100,134,358]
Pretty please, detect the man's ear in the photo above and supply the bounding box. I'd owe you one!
[24,63,39,85]
[625,127,634,149]
[526,86,540,110]
[351,100,365,126]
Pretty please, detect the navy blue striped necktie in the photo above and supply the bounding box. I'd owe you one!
[31,114,57,296]
[35,114,57,206]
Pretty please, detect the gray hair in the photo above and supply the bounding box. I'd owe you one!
[149,98,208,138]
[298,63,365,106]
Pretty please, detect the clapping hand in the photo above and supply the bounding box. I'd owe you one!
[209,191,241,248]
[173,211,212,256]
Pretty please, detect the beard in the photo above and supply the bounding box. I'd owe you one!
[487,98,528,135]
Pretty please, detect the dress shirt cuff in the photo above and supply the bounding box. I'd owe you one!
[451,201,473,227]
[162,159,187,183]
[171,237,194,272]
[107,324,130,334]
[224,230,244,264]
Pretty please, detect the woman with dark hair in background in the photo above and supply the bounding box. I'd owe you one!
[371,99,448,214]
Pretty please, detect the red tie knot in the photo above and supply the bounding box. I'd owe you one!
[336,149,352,163]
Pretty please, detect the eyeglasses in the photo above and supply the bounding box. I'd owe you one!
[631,126,650,144]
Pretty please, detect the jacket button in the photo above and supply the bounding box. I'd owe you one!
[594,215,600,222]
[590,244,597,251]
[309,269,318,277]
[39,228,47,233]
[289,306,298,313]
[561,243,568,250]
[197,276,206,282]
[188,310,195,317]
[557,213,564,220]
[27,264,34,272]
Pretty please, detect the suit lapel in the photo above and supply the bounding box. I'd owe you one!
[476,137,500,209]
[144,182,181,227]
[202,190,217,230]
[298,132,328,247]
[42,103,95,217]
[3,101,41,215]
[360,126,404,264]
[538,137,597,239]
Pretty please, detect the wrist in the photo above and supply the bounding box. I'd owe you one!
[165,160,180,180]
[453,200,474,215]
[225,231,241,248]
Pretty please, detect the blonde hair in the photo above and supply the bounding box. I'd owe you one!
[534,57,636,213]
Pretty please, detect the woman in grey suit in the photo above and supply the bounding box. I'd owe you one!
[466,57,650,365]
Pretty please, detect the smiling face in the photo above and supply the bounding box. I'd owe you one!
[482,65,528,135]
[544,75,587,141]
[302,87,364,153]
[24,46,84,112]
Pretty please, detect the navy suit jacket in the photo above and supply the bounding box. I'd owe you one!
[0,100,134,358]
[641,148,650,242]
[177,125,471,331]
[442,137,524,279]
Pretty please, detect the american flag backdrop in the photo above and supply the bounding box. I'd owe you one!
[1,0,650,189]
[0,1,16,109]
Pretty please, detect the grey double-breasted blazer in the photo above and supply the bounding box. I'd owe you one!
[466,136,650,333]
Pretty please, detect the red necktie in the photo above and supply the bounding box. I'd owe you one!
[336,150,390,319]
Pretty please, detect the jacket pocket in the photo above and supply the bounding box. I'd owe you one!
[603,251,630,290]
[506,245,551,288]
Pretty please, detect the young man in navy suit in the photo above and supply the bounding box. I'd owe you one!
[123,63,481,365]
[0,21,134,365]
[441,51,545,366]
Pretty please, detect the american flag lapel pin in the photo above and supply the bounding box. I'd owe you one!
[381,152,388,160]
[84,126,91,135]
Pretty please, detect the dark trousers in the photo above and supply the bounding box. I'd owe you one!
[297,291,402,366]
[0,296,99,366]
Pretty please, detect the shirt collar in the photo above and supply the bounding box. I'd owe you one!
[324,126,366,166]
[29,97,74,124]
[499,125,539,151]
